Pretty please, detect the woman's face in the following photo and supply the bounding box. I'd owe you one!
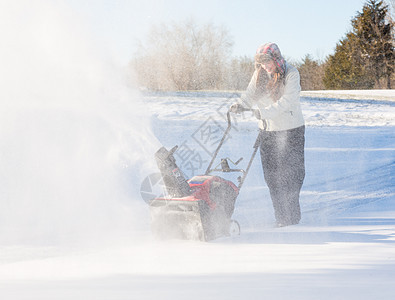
[260,60,276,74]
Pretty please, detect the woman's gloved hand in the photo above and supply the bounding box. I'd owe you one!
[253,109,261,120]
[229,103,244,113]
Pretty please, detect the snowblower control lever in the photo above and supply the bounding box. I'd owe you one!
[205,109,260,190]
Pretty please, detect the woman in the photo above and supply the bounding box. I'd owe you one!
[230,43,305,227]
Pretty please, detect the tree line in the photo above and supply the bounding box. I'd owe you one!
[130,0,394,91]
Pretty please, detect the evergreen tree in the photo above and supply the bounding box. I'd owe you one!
[323,34,375,89]
[352,0,394,88]
[324,0,394,89]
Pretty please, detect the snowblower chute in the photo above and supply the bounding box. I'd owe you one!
[149,109,260,241]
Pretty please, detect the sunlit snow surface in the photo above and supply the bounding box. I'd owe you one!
[1,90,394,300]
[1,1,394,298]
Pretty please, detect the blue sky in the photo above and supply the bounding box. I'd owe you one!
[69,0,367,65]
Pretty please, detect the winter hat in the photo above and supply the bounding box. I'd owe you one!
[255,43,286,76]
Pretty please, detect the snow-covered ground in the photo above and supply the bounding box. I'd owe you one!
[1,2,394,298]
[1,90,394,300]
[301,89,395,101]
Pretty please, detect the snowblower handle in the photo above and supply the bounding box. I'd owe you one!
[205,108,255,176]
[238,107,254,112]
[225,107,254,125]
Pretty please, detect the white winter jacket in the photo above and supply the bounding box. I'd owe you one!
[240,62,305,131]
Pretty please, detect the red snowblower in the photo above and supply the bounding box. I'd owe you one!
[149,109,260,241]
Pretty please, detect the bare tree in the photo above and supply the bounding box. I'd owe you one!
[131,19,233,91]
[225,56,254,90]
[298,54,325,90]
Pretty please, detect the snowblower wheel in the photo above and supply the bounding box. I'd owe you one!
[229,219,240,236]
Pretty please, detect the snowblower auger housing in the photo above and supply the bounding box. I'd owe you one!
[149,109,260,241]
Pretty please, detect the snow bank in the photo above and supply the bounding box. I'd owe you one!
[143,90,395,127]
[301,89,395,101]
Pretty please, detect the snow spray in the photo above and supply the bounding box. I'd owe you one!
[0,0,159,246]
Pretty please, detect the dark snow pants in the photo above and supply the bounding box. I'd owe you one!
[259,125,305,226]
